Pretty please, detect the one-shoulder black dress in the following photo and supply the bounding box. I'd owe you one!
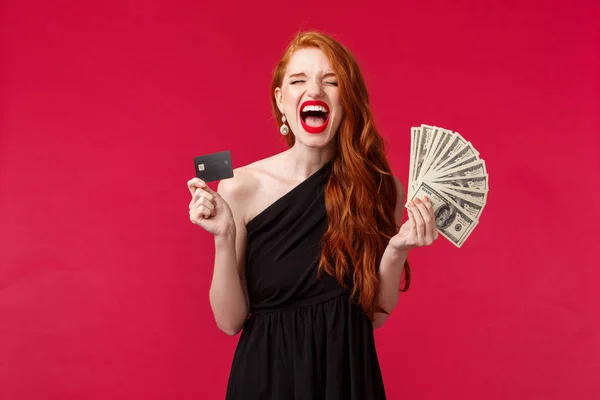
[225,161,386,400]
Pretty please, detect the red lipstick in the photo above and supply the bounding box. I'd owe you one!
[299,100,330,134]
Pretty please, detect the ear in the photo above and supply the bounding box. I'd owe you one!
[274,87,283,112]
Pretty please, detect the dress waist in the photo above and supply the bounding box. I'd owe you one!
[249,287,348,315]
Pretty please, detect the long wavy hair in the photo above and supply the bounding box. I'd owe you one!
[270,31,410,320]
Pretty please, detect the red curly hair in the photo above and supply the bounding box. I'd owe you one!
[270,31,410,319]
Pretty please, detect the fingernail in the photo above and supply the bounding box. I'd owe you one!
[414,198,420,204]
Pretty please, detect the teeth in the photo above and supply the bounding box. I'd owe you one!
[302,105,328,113]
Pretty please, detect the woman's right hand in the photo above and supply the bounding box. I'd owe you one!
[187,178,235,238]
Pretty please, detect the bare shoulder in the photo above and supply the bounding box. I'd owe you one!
[217,165,257,200]
[392,175,406,225]
[219,157,279,195]
[217,155,281,223]
[393,175,406,203]
[216,166,257,223]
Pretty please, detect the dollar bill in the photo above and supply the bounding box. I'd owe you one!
[419,125,443,177]
[429,134,468,176]
[433,142,480,175]
[432,174,489,192]
[430,159,488,180]
[409,182,478,248]
[435,185,484,220]
[409,127,422,198]
[413,124,435,185]
[408,127,419,199]
[431,184,488,205]
[421,128,452,178]
[406,125,488,247]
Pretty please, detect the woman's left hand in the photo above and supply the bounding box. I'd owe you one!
[388,196,439,251]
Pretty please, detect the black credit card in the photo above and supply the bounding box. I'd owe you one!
[194,150,234,182]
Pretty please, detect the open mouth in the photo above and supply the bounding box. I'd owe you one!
[299,100,330,134]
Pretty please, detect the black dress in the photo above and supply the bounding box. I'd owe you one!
[225,161,387,400]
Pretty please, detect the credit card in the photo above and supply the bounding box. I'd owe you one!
[194,150,234,182]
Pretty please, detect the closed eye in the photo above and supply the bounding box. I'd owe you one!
[326,81,339,86]
[290,80,305,84]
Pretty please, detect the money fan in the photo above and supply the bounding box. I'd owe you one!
[407,124,488,248]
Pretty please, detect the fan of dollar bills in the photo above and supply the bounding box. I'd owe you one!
[407,124,488,248]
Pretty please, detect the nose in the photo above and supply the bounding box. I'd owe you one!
[306,78,324,98]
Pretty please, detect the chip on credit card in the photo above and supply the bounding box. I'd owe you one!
[194,150,234,182]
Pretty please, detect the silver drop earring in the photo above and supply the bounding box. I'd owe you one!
[280,113,289,136]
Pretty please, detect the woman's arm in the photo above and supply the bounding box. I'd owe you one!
[373,246,408,329]
[208,176,250,336]
[373,176,437,329]
[373,177,408,329]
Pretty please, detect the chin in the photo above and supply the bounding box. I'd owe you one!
[296,132,336,148]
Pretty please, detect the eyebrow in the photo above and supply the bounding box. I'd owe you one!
[288,73,307,79]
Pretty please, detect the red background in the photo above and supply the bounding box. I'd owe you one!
[1,0,599,399]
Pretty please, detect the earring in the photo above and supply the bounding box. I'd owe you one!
[280,113,289,136]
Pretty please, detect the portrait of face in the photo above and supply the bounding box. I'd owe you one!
[274,47,344,149]
[435,205,456,229]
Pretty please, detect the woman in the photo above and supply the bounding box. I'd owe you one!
[187,31,437,399]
